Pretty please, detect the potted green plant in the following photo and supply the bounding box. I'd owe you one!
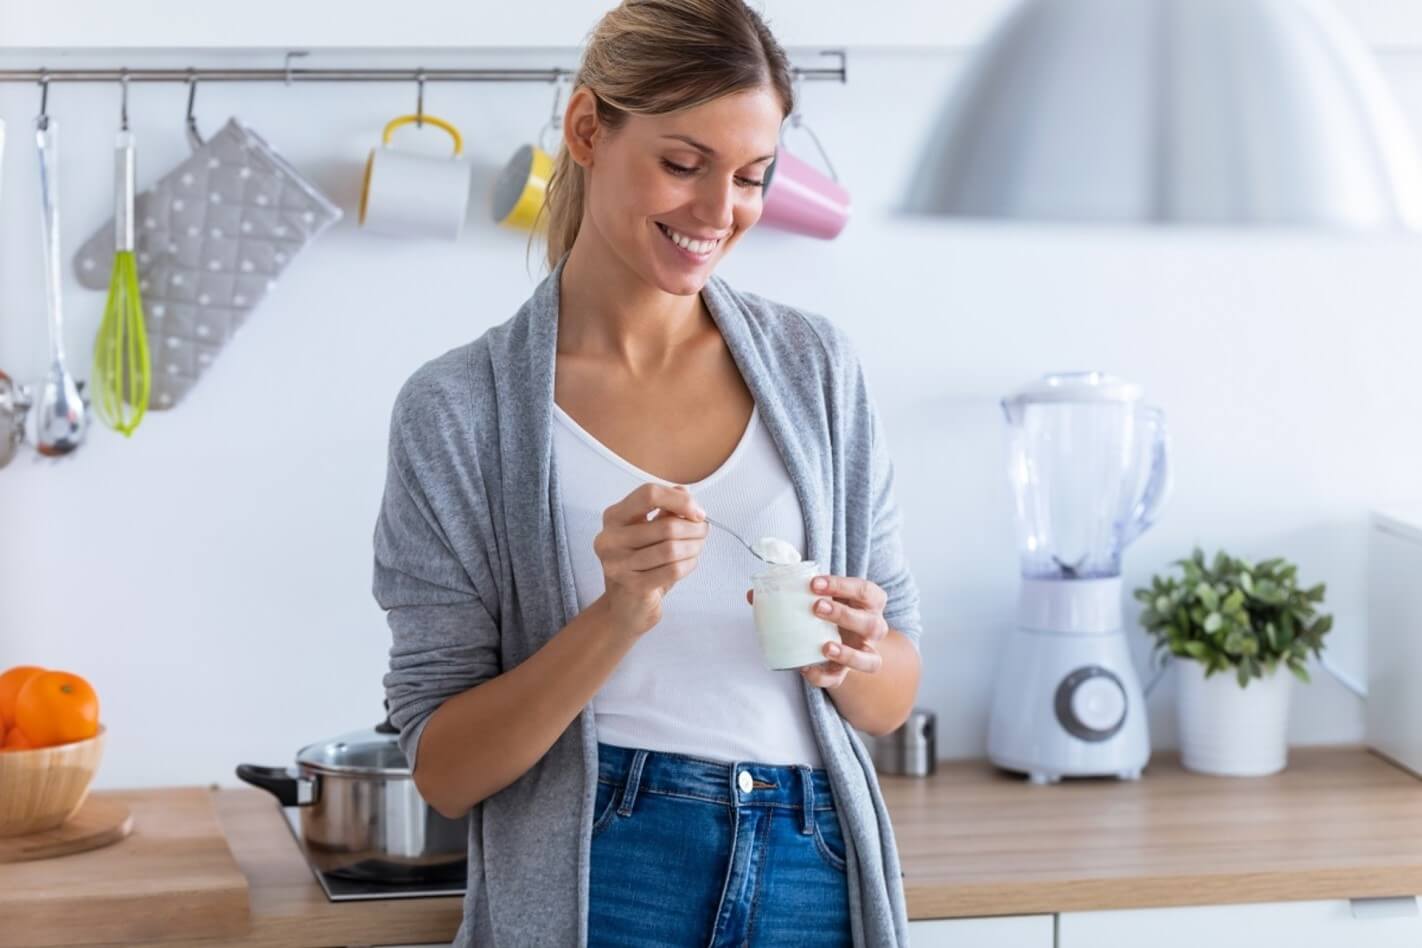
[1134,548,1332,776]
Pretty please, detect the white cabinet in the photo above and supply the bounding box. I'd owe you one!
[910,914,1053,947]
[1367,509,1422,776]
[1060,897,1422,948]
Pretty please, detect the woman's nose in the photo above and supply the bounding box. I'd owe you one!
[693,177,736,231]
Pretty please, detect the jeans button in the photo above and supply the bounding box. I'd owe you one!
[738,770,753,793]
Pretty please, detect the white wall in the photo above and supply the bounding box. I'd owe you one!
[2,36,1420,789]
[5,0,1422,49]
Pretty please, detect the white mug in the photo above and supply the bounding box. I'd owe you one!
[360,114,472,241]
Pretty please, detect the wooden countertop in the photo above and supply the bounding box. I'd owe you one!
[881,746,1422,919]
[39,745,1422,945]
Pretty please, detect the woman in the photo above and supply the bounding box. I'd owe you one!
[374,1,923,944]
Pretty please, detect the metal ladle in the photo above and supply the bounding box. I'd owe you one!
[34,87,88,457]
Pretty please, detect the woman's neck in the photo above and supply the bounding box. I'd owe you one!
[557,228,714,376]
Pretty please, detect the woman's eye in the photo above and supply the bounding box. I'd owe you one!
[661,160,762,189]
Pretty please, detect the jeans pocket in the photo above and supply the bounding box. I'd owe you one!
[811,808,848,873]
[590,779,620,839]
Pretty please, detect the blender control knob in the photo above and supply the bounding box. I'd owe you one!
[1054,666,1127,742]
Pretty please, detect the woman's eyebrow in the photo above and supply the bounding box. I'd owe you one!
[661,134,776,164]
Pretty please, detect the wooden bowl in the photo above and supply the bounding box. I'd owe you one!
[0,725,106,837]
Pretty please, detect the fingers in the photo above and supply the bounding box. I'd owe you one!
[624,537,704,572]
[613,512,709,551]
[809,574,888,612]
[800,661,850,690]
[637,557,699,588]
[595,485,709,602]
[604,482,706,528]
[799,636,883,689]
[812,597,889,645]
[821,639,882,675]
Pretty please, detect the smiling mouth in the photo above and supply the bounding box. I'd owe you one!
[656,222,724,256]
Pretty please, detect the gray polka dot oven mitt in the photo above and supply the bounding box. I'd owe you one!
[73,117,341,410]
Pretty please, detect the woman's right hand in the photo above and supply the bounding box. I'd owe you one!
[594,483,708,637]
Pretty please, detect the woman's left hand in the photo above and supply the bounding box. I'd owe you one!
[746,575,889,689]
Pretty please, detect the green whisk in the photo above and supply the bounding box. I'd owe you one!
[92,75,150,436]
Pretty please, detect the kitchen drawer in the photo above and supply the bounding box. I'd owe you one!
[1060,897,1422,947]
[910,914,1053,947]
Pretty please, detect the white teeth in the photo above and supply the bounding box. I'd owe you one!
[660,223,719,255]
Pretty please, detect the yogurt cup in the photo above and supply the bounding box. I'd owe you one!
[751,559,841,670]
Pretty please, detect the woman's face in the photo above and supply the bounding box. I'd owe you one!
[567,85,784,296]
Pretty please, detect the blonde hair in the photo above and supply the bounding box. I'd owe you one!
[537,0,794,270]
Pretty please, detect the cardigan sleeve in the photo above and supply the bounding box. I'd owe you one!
[854,359,923,650]
[373,378,502,772]
[797,307,924,651]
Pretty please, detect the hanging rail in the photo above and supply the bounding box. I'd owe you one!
[0,51,847,85]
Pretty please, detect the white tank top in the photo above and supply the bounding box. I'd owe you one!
[552,401,822,767]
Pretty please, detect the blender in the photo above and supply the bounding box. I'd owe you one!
[989,372,1170,784]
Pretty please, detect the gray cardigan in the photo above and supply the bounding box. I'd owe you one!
[374,254,922,946]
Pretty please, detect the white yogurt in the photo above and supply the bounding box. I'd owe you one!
[751,535,802,565]
[750,557,841,670]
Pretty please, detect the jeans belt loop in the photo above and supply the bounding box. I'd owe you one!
[617,749,649,817]
[798,765,815,836]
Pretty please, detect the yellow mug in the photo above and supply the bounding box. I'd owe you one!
[491,143,556,231]
[361,114,471,241]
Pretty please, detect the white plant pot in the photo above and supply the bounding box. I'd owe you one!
[1177,659,1293,776]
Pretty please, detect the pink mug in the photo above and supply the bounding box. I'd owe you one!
[759,147,851,240]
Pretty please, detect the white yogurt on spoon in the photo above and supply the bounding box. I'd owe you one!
[751,535,802,565]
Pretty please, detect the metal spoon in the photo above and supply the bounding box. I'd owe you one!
[34,113,87,457]
[704,516,774,563]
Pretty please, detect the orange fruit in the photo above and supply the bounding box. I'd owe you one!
[0,666,46,730]
[2,725,34,751]
[15,671,99,748]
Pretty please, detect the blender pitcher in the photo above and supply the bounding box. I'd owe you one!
[1001,372,1170,579]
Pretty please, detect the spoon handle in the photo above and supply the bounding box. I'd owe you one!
[36,116,65,368]
[704,515,763,561]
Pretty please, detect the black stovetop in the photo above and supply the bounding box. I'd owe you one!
[281,807,465,902]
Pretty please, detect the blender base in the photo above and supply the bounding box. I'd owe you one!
[987,583,1151,782]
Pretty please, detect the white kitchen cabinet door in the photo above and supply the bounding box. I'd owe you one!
[1060,897,1422,948]
[910,914,1054,947]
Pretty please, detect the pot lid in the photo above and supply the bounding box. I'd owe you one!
[295,717,410,777]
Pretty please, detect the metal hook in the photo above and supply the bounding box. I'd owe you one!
[185,69,204,151]
[119,68,130,131]
[284,50,308,86]
[415,68,426,128]
[549,70,567,127]
[790,68,805,118]
[539,70,568,153]
[37,69,50,130]
[783,68,838,182]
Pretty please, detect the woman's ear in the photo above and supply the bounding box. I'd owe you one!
[563,87,600,169]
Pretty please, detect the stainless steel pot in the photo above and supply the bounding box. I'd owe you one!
[237,709,468,883]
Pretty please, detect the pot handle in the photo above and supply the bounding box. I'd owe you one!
[236,764,317,806]
[375,697,398,735]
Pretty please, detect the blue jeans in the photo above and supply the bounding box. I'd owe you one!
[589,742,852,947]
